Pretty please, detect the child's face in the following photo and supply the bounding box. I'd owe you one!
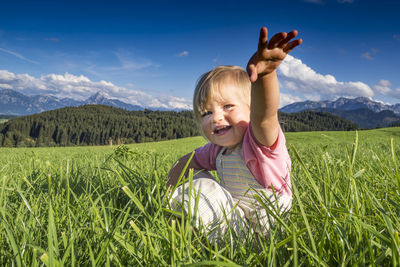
[201,83,250,148]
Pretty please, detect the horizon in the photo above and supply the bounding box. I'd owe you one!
[1,0,399,109]
[2,87,399,113]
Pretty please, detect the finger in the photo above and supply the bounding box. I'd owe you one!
[246,64,258,83]
[268,32,287,50]
[283,38,303,54]
[257,27,269,52]
[277,30,298,48]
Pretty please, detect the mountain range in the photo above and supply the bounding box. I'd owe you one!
[1,89,400,129]
[0,89,143,115]
[280,97,400,115]
[279,97,400,129]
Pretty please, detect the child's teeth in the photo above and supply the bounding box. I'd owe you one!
[215,126,229,134]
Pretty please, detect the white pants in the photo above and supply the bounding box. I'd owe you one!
[168,171,291,240]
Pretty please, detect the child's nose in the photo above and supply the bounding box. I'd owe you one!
[212,110,223,122]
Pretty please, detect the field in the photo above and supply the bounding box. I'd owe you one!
[0,128,399,266]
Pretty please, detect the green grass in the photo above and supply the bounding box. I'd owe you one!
[0,128,399,265]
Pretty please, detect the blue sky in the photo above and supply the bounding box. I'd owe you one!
[0,0,399,109]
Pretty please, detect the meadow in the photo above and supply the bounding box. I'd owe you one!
[0,128,399,266]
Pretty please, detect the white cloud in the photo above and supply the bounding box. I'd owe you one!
[278,55,374,101]
[0,70,15,81]
[374,80,392,94]
[279,93,303,108]
[160,95,191,109]
[0,83,12,89]
[361,48,378,60]
[126,83,136,88]
[337,0,354,3]
[373,79,400,99]
[0,47,40,64]
[393,34,400,41]
[361,52,374,60]
[177,51,189,57]
[0,70,191,109]
[303,93,322,102]
[105,50,157,71]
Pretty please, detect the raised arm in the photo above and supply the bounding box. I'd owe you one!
[246,27,302,147]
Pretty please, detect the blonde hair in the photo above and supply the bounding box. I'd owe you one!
[193,65,251,124]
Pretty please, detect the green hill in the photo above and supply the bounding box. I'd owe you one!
[0,105,200,147]
[278,110,359,132]
[0,105,359,147]
[312,108,400,129]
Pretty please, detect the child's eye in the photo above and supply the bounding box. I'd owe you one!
[224,104,233,110]
[202,111,212,117]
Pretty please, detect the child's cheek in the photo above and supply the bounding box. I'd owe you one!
[201,117,209,132]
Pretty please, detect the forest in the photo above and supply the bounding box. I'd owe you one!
[0,105,358,147]
[278,110,359,132]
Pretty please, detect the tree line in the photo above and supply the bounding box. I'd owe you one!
[0,105,359,147]
[278,110,359,132]
[0,105,200,147]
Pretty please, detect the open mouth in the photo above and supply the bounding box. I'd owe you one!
[213,126,232,135]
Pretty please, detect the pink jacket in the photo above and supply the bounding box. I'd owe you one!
[193,124,292,196]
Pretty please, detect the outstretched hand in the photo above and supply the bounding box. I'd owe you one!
[247,27,302,83]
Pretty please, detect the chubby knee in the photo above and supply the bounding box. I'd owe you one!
[191,177,222,192]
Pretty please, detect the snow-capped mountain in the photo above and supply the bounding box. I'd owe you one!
[280,97,400,115]
[279,97,400,128]
[83,92,143,111]
[0,89,143,115]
